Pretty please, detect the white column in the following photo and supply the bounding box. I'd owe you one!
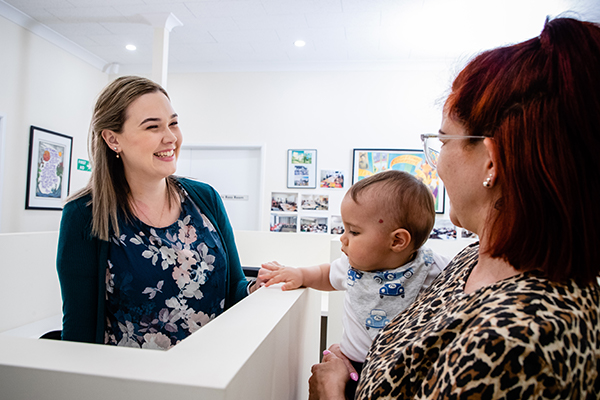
[141,13,183,89]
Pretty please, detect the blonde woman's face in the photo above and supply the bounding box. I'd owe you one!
[106,91,182,185]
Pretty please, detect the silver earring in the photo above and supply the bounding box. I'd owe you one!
[483,174,493,188]
[114,147,120,158]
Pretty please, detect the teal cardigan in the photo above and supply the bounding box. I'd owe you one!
[56,177,249,344]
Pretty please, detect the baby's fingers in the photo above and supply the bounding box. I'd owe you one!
[260,261,283,271]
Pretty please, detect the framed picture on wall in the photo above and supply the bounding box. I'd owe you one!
[319,170,345,188]
[25,126,73,210]
[352,148,445,214]
[300,194,329,211]
[287,149,317,189]
[299,215,328,233]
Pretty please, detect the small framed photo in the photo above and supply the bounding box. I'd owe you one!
[330,215,345,235]
[300,194,329,211]
[320,170,345,188]
[352,148,445,214]
[270,214,298,233]
[287,149,317,188]
[271,192,298,212]
[300,216,329,233]
[25,126,73,210]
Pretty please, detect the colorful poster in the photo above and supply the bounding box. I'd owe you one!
[352,149,445,213]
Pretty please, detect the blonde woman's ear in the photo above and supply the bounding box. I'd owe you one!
[101,129,119,147]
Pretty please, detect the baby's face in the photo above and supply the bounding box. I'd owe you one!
[339,195,394,272]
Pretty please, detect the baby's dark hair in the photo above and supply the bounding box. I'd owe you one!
[348,170,435,250]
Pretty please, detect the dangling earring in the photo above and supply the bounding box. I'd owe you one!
[114,147,119,158]
[483,174,493,188]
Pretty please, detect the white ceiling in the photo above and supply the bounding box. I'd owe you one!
[2,0,600,73]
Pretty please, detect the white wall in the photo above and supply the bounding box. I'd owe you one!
[1,10,459,234]
[0,15,107,233]
[167,69,454,231]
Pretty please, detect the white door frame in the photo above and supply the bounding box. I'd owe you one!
[179,143,266,231]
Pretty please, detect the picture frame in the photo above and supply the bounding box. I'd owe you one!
[287,149,317,189]
[330,215,345,235]
[352,148,445,214]
[25,126,73,210]
[270,213,298,233]
[299,215,329,234]
[300,194,329,211]
[271,192,298,212]
[319,170,345,189]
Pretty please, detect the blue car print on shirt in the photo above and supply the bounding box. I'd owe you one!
[365,309,390,330]
[373,267,414,284]
[422,251,434,266]
[379,283,405,298]
[347,268,363,286]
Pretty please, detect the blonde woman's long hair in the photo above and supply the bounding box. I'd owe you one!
[70,76,180,241]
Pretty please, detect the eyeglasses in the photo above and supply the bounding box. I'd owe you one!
[420,134,487,169]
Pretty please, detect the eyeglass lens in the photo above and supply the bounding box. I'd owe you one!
[424,136,441,168]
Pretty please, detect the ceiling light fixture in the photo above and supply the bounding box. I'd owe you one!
[294,40,306,47]
[125,44,137,51]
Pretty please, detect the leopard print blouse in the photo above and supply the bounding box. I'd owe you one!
[357,243,600,399]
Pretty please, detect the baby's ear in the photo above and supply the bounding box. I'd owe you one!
[390,228,411,252]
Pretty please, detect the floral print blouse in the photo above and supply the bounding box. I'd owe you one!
[104,190,227,350]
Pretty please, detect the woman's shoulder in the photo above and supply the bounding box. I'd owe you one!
[63,192,93,215]
[175,176,218,196]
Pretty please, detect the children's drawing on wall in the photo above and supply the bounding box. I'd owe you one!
[352,149,445,213]
[320,170,345,188]
[429,219,457,240]
[36,141,65,198]
[300,194,329,211]
[26,126,73,210]
[271,192,298,212]
[300,216,328,233]
[270,214,297,232]
[330,215,345,235]
[287,149,317,188]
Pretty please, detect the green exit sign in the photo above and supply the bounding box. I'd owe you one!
[77,159,91,172]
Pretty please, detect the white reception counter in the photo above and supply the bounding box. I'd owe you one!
[0,230,473,400]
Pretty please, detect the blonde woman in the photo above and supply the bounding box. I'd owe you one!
[57,76,259,350]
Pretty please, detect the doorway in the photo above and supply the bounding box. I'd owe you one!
[176,145,265,231]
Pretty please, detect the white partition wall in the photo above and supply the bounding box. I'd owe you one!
[0,231,61,333]
[0,287,320,400]
[0,231,322,400]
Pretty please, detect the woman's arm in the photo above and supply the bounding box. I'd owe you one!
[202,182,249,305]
[56,199,102,343]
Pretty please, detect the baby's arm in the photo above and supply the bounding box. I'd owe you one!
[259,261,335,291]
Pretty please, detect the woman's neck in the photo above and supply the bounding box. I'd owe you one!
[127,178,179,228]
[464,241,519,294]
[128,178,168,205]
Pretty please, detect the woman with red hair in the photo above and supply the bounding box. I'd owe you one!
[309,17,600,399]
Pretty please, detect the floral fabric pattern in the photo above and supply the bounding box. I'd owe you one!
[104,190,227,350]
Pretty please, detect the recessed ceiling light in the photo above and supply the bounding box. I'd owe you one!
[294,40,306,47]
[125,44,137,51]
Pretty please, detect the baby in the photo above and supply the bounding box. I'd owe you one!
[259,170,449,398]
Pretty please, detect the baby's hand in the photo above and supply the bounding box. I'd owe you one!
[258,261,304,291]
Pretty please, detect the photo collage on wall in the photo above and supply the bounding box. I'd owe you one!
[273,149,347,234]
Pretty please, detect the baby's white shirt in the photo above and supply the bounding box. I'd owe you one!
[329,247,449,362]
